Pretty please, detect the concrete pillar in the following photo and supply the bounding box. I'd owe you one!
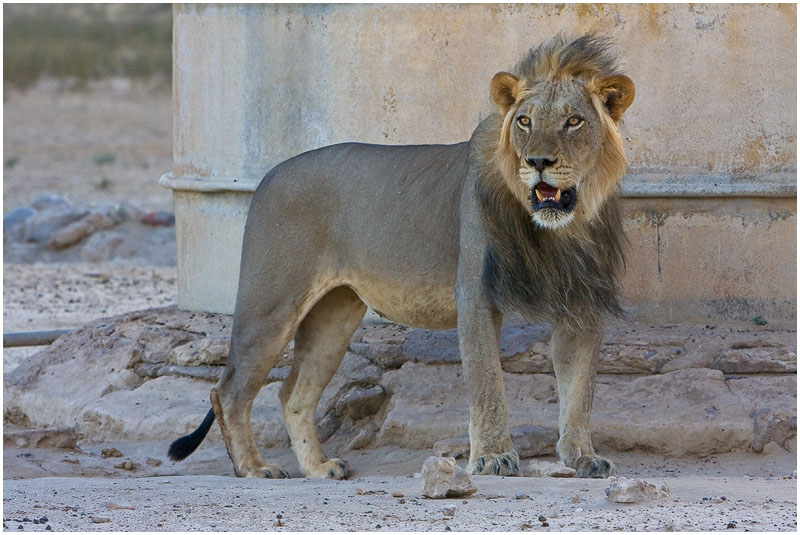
[163,4,796,325]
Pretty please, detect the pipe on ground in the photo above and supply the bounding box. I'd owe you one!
[3,330,72,348]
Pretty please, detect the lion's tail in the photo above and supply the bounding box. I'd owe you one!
[167,408,216,461]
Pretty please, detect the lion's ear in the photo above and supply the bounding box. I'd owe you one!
[490,72,523,115]
[595,75,635,122]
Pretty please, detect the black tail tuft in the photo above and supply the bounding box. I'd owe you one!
[167,408,216,461]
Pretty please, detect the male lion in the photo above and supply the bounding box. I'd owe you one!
[168,34,634,480]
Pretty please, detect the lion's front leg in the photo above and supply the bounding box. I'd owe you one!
[456,288,519,477]
[551,323,615,478]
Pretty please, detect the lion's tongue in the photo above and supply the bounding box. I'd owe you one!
[536,182,559,197]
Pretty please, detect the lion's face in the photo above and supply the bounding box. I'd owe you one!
[490,71,634,229]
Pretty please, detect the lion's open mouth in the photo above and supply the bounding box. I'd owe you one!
[532,182,576,213]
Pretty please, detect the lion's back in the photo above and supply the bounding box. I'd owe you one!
[241,142,469,327]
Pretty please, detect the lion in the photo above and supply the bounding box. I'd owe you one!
[168,34,634,480]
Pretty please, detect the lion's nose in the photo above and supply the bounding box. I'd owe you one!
[526,157,557,172]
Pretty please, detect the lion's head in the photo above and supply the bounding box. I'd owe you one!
[489,34,634,230]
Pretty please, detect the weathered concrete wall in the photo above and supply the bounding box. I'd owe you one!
[163,3,796,324]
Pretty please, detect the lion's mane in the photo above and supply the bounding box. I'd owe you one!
[470,34,629,330]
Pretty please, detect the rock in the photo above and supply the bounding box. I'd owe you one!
[378,363,558,449]
[335,351,383,384]
[140,211,175,226]
[31,193,70,210]
[145,458,162,467]
[401,324,551,369]
[711,345,796,374]
[335,385,386,420]
[21,205,87,243]
[105,501,135,510]
[433,426,557,459]
[317,413,341,441]
[749,409,797,452]
[46,212,117,249]
[605,477,670,503]
[90,515,111,524]
[499,324,553,373]
[3,427,78,449]
[116,200,145,221]
[80,231,125,262]
[380,363,797,457]
[421,456,477,499]
[433,436,470,459]
[3,206,35,231]
[157,365,224,382]
[441,505,457,517]
[402,329,461,365]
[350,342,408,369]
[316,352,383,420]
[167,337,230,367]
[599,343,682,374]
[347,429,376,450]
[510,425,559,457]
[355,323,408,345]
[101,448,123,458]
[80,376,290,447]
[524,460,576,478]
[590,369,777,457]
[114,460,140,471]
[3,310,201,430]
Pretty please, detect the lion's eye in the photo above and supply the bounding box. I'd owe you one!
[566,116,584,128]
[517,116,531,128]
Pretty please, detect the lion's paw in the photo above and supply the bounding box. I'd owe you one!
[306,458,349,480]
[242,464,290,479]
[468,451,520,476]
[573,455,615,478]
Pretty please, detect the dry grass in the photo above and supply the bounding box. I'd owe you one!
[3,4,172,91]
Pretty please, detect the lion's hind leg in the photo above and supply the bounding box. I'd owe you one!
[279,286,366,479]
[212,295,307,479]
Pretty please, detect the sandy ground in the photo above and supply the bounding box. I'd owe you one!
[3,83,173,213]
[3,88,797,531]
[3,444,797,532]
[3,263,176,373]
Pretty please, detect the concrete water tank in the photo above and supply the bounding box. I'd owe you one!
[162,4,796,324]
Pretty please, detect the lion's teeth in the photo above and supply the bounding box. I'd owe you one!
[555,189,562,202]
[535,189,544,202]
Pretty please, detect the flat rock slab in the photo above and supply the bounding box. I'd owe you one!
[2,474,795,531]
[379,363,796,456]
[351,321,796,374]
[4,307,796,458]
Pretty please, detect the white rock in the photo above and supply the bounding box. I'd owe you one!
[106,500,135,510]
[605,476,670,503]
[421,456,477,499]
[524,460,576,478]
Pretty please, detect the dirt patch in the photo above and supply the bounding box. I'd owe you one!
[3,86,173,213]
[3,445,797,531]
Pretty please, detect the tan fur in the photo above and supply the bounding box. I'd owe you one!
[169,34,634,481]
